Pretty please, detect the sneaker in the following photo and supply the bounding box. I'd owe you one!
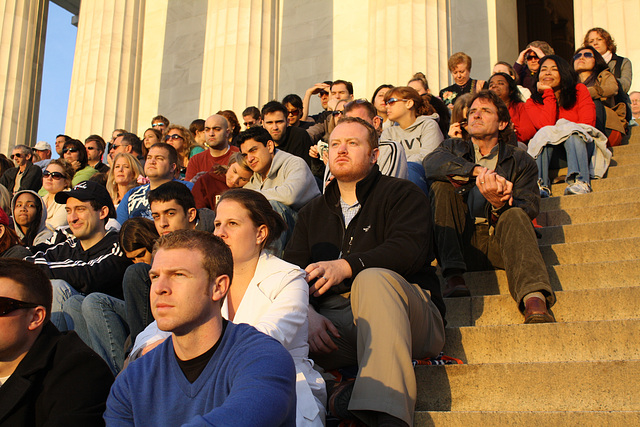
[564,180,592,195]
[537,178,551,198]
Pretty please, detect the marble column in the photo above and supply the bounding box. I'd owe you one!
[199,0,279,119]
[65,0,144,140]
[0,0,48,155]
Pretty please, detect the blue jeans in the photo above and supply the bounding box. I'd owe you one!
[407,161,430,195]
[123,263,152,343]
[62,293,128,375]
[536,134,592,187]
[50,279,82,331]
[269,200,298,256]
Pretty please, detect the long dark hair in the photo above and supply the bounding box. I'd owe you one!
[63,139,89,170]
[573,45,609,88]
[530,55,579,110]
[13,191,44,247]
[488,72,523,105]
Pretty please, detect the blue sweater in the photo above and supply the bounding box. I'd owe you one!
[104,322,296,426]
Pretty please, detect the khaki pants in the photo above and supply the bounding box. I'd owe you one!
[312,268,445,426]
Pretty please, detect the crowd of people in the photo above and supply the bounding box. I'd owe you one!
[0,26,635,426]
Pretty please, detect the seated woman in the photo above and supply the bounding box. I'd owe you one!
[62,139,97,186]
[408,72,450,136]
[217,109,242,144]
[573,45,626,146]
[142,127,162,159]
[583,27,633,93]
[0,207,31,258]
[283,94,313,130]
[164,124,195,179]
[106,153,144,208]
[188,119,206,157]
[525,55,597,197]
[513,40,555,93]
[121,217,159,264]
[447,93,473,140]
[488,72,536,144]
[493,61,531,100]
[372,83,393,129]
[41,159,74,231]
[131,189,327,426]
[11,190,51,247]
[192,152,253,210]
[381,86,443,193]
[439,52,485,109]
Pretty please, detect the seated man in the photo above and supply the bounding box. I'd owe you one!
[185,114,239,181]
[25,181,131,331]
[0,259,113,426]
[242,106,262,129]
[104,230,296,426]
[423,90,556,322]
[238,126,320,246]
[262,101,316,165]
[116,143,193,223]
[62,181,214,374]
[284,117,445,426]
[1,145,42,195]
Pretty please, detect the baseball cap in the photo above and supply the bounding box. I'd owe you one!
[34,141,51,151]
[55,181,116,218]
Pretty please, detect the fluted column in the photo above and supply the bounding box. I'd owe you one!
[0,0,48,155]
[199,0,279,118]
[66,0,144,140]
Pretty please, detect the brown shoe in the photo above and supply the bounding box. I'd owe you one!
[443,275,470,298]
[523,297,555,324]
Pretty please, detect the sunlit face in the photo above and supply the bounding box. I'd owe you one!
[240,138,274,179]
[467,98,508,140]
[204,115,230,150]
[113,156,136,186]
[65,198,108,242]
[145,146,175,180]
[62,145,81,166]
[263,111,287,142]
[225,162,252,188]
[55,136,67,155]
[151,120,167,134]
[373,87,390,115]
[385,94,411,122]
[408,80,426,95]
[630,92,640,117]
[330,83,352,101]
[125,247,152,264]
[165,129,186,153]
[42,164,70,195]
[214,199,265,263]
[0,278,40,363]
[85,141,102,162]
[587,31,607,55]
[538,59,562,90]
[328,122,378,183]
[143,130,160,149]
[11,149,28,168]
[526,50,541,72]
[150,199,196,236]
[319,90,330,109]
[488,75,510,103]
[573,49,596,73]
[13,193,38,229]
[451,63,471,86]
[284,103,300,126]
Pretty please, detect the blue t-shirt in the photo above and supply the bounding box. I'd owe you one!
[116,179,194,224]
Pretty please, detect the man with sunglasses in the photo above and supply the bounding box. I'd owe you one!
[85,135,110,173]
[33,141,53,171]
[0,259,113,426]
[109,132,144,165]
[0,145,42,195]
[242,106,262,129]
[151,115,170,134]
[282,94,313,130]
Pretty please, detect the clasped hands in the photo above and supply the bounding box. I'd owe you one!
[474,166,513,209]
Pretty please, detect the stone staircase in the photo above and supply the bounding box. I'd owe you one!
[415,135,640,425]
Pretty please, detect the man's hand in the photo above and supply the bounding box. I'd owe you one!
[306,82,330,96]
[306,259,352,297]
[308,305,340,354]
[476,169,513,209]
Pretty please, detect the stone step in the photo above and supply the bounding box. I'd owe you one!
[537,218,640,244]
[415,411,640,426]
[550,175,637,195]
[541,187,640,211]
[610,153,640,166]
[540,236,640,265]
[460,259,640,296]
[415,360,640,411]
[538,201,640,226]
[445,286,640,327]
[611,142,640,156]
[442,319,640,364]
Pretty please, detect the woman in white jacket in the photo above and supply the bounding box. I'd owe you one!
[380,86,444,193]
[131,188,326,426]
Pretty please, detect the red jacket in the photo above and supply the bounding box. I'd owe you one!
[525,83,596,130]
[192,170,229,210]
[509,101,537,143]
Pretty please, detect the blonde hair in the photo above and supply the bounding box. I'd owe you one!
[106,153,145,204]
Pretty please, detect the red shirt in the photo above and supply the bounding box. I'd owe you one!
[509,101,537,144]
[525,83,596,130]
[192,170,229,210]
[185,146,239,181]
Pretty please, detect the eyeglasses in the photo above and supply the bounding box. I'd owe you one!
[332,110,345,117]
[43,170,66,180]
[526,55,539,61]
[10,153,23,159]
[287,109,300,117]
[62,148,79,154]
[385,98,409,106]
[85,146,98,151]
[573,51,594,61]
[110,144,124,151]
[152,123,165,127]
[0,296,40,316]
[164,134,184,141]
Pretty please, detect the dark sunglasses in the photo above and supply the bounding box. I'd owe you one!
[85,146,98,151]
[10,153,23,159]
[164,134,184,141]
[385,97,409,106]
[573,51,594,60]
[43,170,67,180]
[332,110,345,117]
[526,55,539,61]
[287,109,300,117]
[152,122,165,127]
[0,296,40,316]
[62,148,79,154]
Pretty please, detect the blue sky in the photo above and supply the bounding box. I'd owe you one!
[37,3,76,157]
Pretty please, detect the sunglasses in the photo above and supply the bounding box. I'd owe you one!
[573,51,594,60]
[152,123,165,127]
[10,153,23,159]
[0,296,40,316]
[85,146,98,151]
[287,109,300,117]
[332,110,345,117]
[385,98,409,106]
[43,170,66,180]
[62,148,79,154]
[526,55,539,61]
[110,144,123,151]
[164,134,184,141]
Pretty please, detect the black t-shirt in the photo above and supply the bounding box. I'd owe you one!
[175,319,228,383]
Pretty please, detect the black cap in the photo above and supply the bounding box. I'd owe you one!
[55,181,116,218]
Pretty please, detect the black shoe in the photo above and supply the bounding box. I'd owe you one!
[443,275,470,298]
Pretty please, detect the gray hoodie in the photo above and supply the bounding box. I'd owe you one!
[11,190,53,247]
[380,114,444,163]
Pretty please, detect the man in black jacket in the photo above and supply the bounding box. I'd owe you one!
[423,90,555,323]
[284,117,445,427]
[0,259,113,427]
[0,145,42,194]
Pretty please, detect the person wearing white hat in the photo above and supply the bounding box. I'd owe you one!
[33,141,53,171]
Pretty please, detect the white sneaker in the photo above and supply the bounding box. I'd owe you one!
[564,180,592,195]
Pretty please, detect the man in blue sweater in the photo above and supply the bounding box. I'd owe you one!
[104,230,296,426]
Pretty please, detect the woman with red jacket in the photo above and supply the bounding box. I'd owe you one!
[525,55,596,196]
[488,72,536,144]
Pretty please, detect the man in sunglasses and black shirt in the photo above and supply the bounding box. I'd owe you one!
[0,145,42,195]
[0,259,113,426]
